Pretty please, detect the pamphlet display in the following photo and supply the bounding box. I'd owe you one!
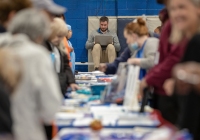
[102,63,140,110]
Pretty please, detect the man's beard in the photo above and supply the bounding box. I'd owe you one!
[100,28,108,32]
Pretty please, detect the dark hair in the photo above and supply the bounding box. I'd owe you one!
[0,0,32,24]
[124,18,149,37]
[100,16,109,23]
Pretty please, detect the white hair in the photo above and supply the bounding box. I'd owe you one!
[8,8,50,42]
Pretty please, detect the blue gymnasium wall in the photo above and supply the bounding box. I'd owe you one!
[53,0,164,72]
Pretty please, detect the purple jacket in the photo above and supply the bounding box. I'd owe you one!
[145,21,188,95]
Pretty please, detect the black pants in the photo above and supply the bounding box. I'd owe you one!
[176,91,200,140]
[44,125,52,140]
[150,93,178,124]
[151,92,200,140]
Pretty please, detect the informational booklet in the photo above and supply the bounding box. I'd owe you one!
[101,63,140,110]
[101,63,128,103]
[123,65,140,110]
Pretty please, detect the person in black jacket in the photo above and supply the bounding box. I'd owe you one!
[45,18,78,95]
[172,34,200,140]
[162,0,200,139]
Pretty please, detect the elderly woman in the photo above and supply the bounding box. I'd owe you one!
[45,18,78,95]
[5,8,62,140]
[8,9,50,44]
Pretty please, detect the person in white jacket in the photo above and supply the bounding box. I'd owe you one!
[0,9,63,140]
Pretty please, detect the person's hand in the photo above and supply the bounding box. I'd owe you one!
[70,83,79,91]
[127,58,140,65]
[163,78,175,96]
[99,63,107,72]
[172,62,200,95]
[139,78,148,99]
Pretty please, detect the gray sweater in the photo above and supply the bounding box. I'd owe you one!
[85,29,121,51]
[131,37,159,70]
[0,33,62,140]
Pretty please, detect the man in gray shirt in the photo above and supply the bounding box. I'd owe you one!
[86,16,120,70]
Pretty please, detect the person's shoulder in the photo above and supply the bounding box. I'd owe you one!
[26,45,52,68]
[12,36,50,60]
[91,30,98,35]
[144,38,159,51]
[146,37,159,44]
[30,44,50,59]
[88,30,99,38]
[34,44,49,54]
[108,30,117,35]
[147,37,159,41]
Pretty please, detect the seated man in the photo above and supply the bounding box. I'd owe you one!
[86,16,120,70]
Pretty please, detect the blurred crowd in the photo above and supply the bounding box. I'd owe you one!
[1,0,200,140]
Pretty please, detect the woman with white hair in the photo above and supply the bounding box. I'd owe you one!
[8,8,50,44]
[45,18,79,95]
[4,8,62,140]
